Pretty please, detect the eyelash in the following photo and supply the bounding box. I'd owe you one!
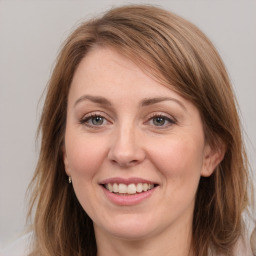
[146,113,176,128]
[79,112,110,128]
[79,112,176,129]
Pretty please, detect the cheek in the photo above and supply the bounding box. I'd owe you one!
[64,132,108,178]
[64,132,108,214]
[148,136,204,191]
[150,138,204,222]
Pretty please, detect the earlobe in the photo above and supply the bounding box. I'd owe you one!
[201,143,226,177]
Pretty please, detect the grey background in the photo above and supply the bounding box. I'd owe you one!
[0,0,255,249]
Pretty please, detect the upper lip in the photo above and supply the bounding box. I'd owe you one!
[99,177,158,185]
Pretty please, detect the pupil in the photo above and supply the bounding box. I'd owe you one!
[154,117,165,126]
[92,116,103,125]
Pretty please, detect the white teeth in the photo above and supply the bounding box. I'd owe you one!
[113,183,118,193]
[105,183,155,194]
[119,184,127,193]
[127,184,137,194]
[137,183,143,192]
[108,183,113,192]
[142,183,148,192]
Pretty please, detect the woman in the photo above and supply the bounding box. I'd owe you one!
[24,5,254,256]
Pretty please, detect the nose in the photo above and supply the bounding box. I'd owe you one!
[108,124,146,167]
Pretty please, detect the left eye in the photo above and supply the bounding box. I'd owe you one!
[90,116,105,125]
[149,115,175,127]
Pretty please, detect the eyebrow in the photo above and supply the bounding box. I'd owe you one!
[140,97,187,111]
[74,95,112,107]
[74,95,186,111]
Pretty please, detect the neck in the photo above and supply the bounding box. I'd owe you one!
[95,221,194,256]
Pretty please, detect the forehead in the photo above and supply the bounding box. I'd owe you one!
[66,46,203,127]
[71,46,150,88]
[69,46,184,102]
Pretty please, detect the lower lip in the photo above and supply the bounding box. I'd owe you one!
[101,186,157,206]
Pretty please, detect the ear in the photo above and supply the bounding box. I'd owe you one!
[62,146,71,176]
[201,142,226,177]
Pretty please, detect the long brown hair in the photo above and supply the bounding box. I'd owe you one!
[27,5,250,256]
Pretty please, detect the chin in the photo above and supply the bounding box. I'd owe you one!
[95,215,157,241]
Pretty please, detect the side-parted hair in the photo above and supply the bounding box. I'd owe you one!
[27,5,250,256]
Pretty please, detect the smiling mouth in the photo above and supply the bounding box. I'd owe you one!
[102,183,158,195]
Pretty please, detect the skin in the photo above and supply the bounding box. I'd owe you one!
[63,46,223,256]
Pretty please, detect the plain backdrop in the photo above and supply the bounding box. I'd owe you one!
[0,0,255,249]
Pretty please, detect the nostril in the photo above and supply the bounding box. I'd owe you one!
[110,158,138,167]
[107,137,146,167]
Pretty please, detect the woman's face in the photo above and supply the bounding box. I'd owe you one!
[63,47,217,241]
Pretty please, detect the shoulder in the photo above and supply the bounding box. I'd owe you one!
[250,226,256,256]
[1,232,33,256]
[208,233,255,256]
[231,217,255,256]
[233,236,254,256]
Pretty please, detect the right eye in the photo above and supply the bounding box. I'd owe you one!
[80,113,109,128]
[88,115,105,126]
[144,112,176,129]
